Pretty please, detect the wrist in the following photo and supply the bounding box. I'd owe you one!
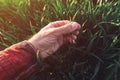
[19,40,37,56]
[28,40,48,59]
[27,41,37,53]
[28,39,38,50]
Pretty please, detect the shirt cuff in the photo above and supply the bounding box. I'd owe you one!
[18,40,37,55]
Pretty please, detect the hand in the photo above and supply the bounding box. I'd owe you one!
[28,20,81,59]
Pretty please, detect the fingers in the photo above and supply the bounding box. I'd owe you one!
[73,30,79,35]
[52,20,71,27]
[47,20,71,28]
[54,22,81,36]
[64,33,78,44]
[41,20,71,30]
[68,34,77,44]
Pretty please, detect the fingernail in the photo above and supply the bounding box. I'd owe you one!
[72,22,78,30]
[77,31,79,35]
[72,40,76,44]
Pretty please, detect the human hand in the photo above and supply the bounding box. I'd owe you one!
[28,20,81,59]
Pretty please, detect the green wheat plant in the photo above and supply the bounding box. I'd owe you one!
[0,0,120,80]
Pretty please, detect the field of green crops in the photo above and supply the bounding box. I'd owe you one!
[0,0,120,80]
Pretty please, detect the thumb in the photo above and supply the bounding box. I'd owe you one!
[54,22,81,35]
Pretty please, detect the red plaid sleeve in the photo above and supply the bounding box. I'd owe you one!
[0,41,36,80]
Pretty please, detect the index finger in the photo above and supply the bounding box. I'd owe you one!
[47,20,71,28]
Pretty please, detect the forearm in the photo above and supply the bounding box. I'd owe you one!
[0,41,36,80]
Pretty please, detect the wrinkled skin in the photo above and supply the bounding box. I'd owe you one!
[28,20,81,58]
